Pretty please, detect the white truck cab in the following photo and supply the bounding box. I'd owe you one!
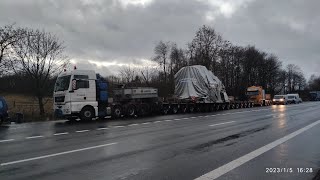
[53,70,104,121]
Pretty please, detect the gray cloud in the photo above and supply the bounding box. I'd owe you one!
[0,0,319,78]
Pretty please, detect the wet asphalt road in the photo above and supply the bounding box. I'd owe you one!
[0,102,320,180]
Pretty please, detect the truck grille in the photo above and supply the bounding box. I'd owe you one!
[55,96,65,103]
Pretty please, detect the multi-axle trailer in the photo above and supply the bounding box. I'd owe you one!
[53,66,271,121]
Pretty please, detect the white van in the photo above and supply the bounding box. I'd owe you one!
[286,94,302,104]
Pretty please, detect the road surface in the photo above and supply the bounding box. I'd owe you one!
[1,102,320,180]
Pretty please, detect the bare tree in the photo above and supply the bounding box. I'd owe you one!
[153,41,171,83]
[286,64,305,93]
[0,24,24,75]
[187,25,223,71]
[10,29,68,116]
[119,65,135,84]
[140,66,157,86]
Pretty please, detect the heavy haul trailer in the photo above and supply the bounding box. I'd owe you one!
[160,65,254,115]
[160,99,254,115]
[53,66,265,121]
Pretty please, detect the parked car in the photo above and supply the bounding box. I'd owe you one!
[273,95,288,105]
[0,96,9,125]
[286,94,301,104]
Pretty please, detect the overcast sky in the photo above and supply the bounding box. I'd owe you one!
[0,0,319,78]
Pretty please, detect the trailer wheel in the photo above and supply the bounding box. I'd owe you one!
[80,106,95,121]
[126,105,136,117]
[235,104,239,109]
[162,106,170,115]
[182,106,187,113]
[172,106,179,114]
[215,105,220,111]
[226,104,230,110]
[138,104,149,116]
[243,103,247,108]
[112,106,122,118]
[189,106,195,113]
[209,105,215,112]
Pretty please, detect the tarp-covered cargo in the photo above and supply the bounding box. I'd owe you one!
[174,65,229,103]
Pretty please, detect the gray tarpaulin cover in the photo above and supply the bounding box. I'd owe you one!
[174,65,229,103]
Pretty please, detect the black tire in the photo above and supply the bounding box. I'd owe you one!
[163,106,170,115]
[189,106,195,113]
[126,105,136,117]
[80,106,95,121]
[172,106,179,114]
[209,105,215,112]
[138,104,149,116]
[112,106,122,118]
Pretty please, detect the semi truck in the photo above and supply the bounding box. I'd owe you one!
[310,91,320,101]
[53,65,270,121]
[246,86,272,106]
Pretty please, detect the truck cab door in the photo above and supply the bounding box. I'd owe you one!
[71,79,89,102]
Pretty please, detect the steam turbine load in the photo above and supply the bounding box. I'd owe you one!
[174,65,229,103]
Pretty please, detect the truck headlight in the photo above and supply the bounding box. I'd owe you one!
[280,99,284,102]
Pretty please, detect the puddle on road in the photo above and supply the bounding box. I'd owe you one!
[190,125,270,151]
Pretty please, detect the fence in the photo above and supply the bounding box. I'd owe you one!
[7,98,54,122]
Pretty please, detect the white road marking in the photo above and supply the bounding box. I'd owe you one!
[196,119,320,180]
[0,139,15,143]
[173,119,181,121]
[26,136,44,139]
[209,121,236,127]
[128,123,139,126]
[53,132,69,136]
[142,122,151,125]
[182,118,189,120]
[164,120,172,122]
[153,121,162,123]
[97,127,109,130]
[114,126,125,128]
[190,117,197,119]
[0,142,118,166]
[76,130,89,133]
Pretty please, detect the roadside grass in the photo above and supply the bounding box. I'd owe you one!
[2,94,53,122]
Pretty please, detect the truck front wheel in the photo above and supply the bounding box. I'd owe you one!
[80,106,95,121]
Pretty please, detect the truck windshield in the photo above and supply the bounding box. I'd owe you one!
[274,96,284,99]
[246,91,259,96]
[54,75,71,92]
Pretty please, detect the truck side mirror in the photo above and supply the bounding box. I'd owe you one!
[72,79,78,90]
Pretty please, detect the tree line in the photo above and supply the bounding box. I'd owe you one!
[140,25,313,99]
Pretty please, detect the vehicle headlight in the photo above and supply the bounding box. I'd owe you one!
[273,99,276,101]
[280,99,284,101]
